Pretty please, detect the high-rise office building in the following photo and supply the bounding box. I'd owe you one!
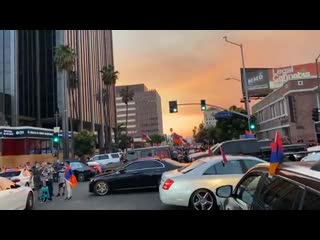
[115,84,163,137]
[0,30,116,145]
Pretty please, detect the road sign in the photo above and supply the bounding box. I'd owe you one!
[215,111,233,119]
[53,127,60,133]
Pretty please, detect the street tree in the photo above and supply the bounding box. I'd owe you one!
[149,134,165,145]
[100,65,119,152]
[74,130,96,158]
[54,45,76,159]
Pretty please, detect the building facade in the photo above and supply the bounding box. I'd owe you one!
[0,30,116,147]
[252,78,319,144]
[203,108,219,127]
[115,84,163,137]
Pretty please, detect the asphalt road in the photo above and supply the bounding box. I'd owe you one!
[35,182,186,210]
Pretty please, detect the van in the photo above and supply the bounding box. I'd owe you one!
[126,146,171,162]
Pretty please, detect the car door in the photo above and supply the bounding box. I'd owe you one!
[136,160,165,187]
[202,160,245,190]
[112,161,147,190]
[224,172,265,210]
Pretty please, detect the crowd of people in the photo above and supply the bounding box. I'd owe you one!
[1,160,76,203]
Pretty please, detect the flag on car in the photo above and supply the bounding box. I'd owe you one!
[220,145,228,165]
[141,132,151,141]
[244,130,254,139]
[269,131,284,175]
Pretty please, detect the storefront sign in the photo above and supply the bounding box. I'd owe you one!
[243,68,272,97]
[0,127,54,138]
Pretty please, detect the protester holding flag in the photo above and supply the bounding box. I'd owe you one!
[64,161,78,200]
[269,132,284,175]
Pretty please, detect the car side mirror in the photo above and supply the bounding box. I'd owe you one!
[119,169,126,174]
[216,185,233,198]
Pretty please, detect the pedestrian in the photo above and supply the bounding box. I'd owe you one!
[56,167,65,197]
[32,162,42,201]
[40,162,49,203]
[64,161,73,200]
[46,162,55,201]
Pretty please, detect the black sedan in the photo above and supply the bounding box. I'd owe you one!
[89,158,186,196]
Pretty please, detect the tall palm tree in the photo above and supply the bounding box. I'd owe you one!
[119,86,134,152]
[54,45,76,159]
[100,65,119,152]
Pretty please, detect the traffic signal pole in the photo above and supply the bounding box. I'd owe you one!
[176,103,249,119]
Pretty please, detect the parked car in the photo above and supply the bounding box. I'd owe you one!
[89,158,186,196]
[0,177,34,210]
[0,168,32,187]
[216,161,320,210]
[68,160,95,182]
[87,152,122,167]
[301,152,320,162]
[159,155,265,210]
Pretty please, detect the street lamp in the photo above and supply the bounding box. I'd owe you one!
[223,36,251,130]
[225,77,241,82]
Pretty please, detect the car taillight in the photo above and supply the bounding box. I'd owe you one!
[12,179,20,183]
[162,179,174,190]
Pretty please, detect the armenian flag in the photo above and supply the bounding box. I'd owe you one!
[244,130,255,139]
[141,132,151,141]
[269,132,284,175]
[172,132,184,146]
[65,165,78,188]
[220,145,228,165]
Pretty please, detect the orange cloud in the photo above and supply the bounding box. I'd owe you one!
[113,30,320,138]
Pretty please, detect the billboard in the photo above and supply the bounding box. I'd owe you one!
[269,63,318,89]
[240,63,320,98]
[241,68,272,97]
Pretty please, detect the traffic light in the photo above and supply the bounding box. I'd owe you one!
[169,101,178,113]
[200,99,206,111]
[312,108,319,121]
[250,123,256,130]
[53,132,59,144]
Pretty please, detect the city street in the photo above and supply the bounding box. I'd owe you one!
[35,182,185,210]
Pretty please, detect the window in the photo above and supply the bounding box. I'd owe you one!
[242,159,262,172]
[214,161,243,175]
[257,176,302,210]
[70,162,82,170]
[203,165,217,175]
[146,161,164,168]
[236,174,263,205]
[178,160,205,174]
[125,161,161,171]
[0,171,21,178]
[111,153,119,158]
[127,151,139,161]
[141,150,153,158]
[98,155,109,160]
[302,189,320,210]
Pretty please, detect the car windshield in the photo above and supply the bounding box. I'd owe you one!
[178,160,205,173]
[0,171,21,178]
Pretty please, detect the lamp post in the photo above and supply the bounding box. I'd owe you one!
[223,36,251,130]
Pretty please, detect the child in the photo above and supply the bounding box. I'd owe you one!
[56,168,65,197]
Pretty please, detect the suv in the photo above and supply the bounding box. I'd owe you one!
[216,161,320,210]
[87,153,122,166]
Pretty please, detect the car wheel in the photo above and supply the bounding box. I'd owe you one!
[77,173,85,182]
[189,189,217,211]
[94,181,110,196]
[25,192,34,210]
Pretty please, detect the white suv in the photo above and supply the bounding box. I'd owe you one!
[87,153,121,166]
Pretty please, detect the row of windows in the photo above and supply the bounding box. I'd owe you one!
[256,99,287,123]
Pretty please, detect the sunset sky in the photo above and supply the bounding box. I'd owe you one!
[113,30,320,138]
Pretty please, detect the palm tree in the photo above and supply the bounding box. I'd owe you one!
[54,45,76,159]
[100,65,119,152]
[119,86,135,152]
[112,123,127,147]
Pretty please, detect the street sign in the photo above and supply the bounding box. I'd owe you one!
[215,111,233,119]
[53,127,60,133]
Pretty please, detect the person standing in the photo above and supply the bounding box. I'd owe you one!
[46,162,54,201]
[64,161,73,200]
[32,163,42,201]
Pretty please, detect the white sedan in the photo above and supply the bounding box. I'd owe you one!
[159,155,265,210]
[0,169,32,187]
[0,177,34,210]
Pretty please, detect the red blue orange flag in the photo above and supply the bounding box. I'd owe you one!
[141,132,151,141]
[244,130,254,139]
[220,145,228,165]
[269,132,284,175]
[172,132,184,146]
